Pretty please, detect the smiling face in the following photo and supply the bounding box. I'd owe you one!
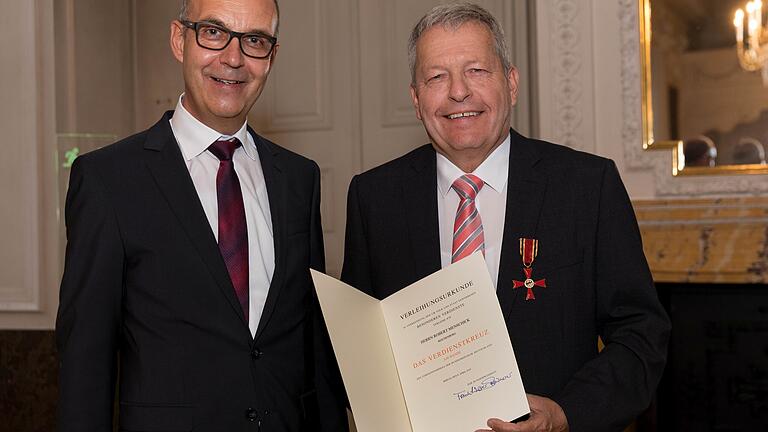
[410,21,519,172]
[170,0,279,134]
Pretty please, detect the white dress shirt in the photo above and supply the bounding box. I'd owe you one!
[437,134,510,288]
[170,94,274,337]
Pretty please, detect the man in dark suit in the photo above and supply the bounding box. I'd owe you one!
[341,4,670,432]
[56,0,347,430]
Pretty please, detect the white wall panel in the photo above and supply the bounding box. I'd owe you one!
[259,0,332,132]
[0,1,40,312]
[249,0,361,276]
[133,0,183,131]
[0,0,58,327]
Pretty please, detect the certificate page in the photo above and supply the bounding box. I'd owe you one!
[311,271,413,432]
[380,253,529,432]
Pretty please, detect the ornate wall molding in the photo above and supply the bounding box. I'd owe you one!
[619,0,657,169]
[618,0,768,195]
[653,159,768,194]
[552,0,584,150]
[536,0,594,153]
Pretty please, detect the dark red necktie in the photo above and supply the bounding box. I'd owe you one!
[208,138,249,321]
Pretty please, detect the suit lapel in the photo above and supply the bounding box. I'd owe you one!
[497,130,547,319]
[252,131,285,341]
[143,112,251,339]
[404,145,442,283]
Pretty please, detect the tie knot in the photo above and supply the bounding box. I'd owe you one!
[208,138,242,161]
[452,174,484,201]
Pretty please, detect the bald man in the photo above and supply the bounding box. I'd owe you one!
[56,1,347,430]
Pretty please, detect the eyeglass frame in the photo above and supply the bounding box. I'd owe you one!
[180,20,278,59]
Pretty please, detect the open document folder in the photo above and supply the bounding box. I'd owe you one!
[311,253,529,432]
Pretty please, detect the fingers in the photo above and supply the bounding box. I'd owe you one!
[526,393,545,410]
[484,418,523,431]
[479,394,568,432]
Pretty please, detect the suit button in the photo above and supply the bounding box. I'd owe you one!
[245,408,258,421]
[251,347,263,359]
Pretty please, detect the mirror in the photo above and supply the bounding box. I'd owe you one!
[640,0,768,175]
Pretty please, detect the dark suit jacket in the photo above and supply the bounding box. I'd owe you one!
[341,129,670,432]
[56,112,348,432]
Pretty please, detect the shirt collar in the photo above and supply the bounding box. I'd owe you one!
[169,94,257,161]
[436,133,510,197]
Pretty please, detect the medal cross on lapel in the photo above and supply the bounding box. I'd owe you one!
[512,238,546,300]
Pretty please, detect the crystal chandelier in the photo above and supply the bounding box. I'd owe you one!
[734,1,768,81]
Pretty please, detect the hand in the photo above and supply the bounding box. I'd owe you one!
[475,394,568,432]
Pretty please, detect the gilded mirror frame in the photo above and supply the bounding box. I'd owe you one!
[639,0,768,176]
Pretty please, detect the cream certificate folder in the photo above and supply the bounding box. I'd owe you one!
[311,253,529,432]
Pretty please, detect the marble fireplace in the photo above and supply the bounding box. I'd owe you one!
[634,197,768,430]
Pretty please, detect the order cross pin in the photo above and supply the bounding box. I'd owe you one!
[512,238,546,300]
[513,267,546,300]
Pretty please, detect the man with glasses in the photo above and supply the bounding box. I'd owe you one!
[56,0,348,430]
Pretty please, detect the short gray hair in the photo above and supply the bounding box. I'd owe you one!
[179,0,281,36]
[408,3,511,84]
[179,0,189,21]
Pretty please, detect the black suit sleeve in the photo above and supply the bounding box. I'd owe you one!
[56,156,124,431]
[340,175,374,294]
[308,163,349,432]
[309,162,325,274]
[553,161,670,432]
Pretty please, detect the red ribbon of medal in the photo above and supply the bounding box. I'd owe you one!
[512,238,546,300]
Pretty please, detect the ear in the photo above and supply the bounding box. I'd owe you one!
[268,43,279,67]
[507,66,520,106]
[170,20,186,63]
[409,85,423,121]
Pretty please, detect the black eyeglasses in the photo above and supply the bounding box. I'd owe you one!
[181,20,277,59]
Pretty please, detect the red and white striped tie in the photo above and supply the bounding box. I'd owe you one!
[451,174,485,263]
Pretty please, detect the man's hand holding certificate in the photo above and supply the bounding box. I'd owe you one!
[311,253,529,432]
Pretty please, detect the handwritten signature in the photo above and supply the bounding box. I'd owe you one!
[453,371,515,400]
